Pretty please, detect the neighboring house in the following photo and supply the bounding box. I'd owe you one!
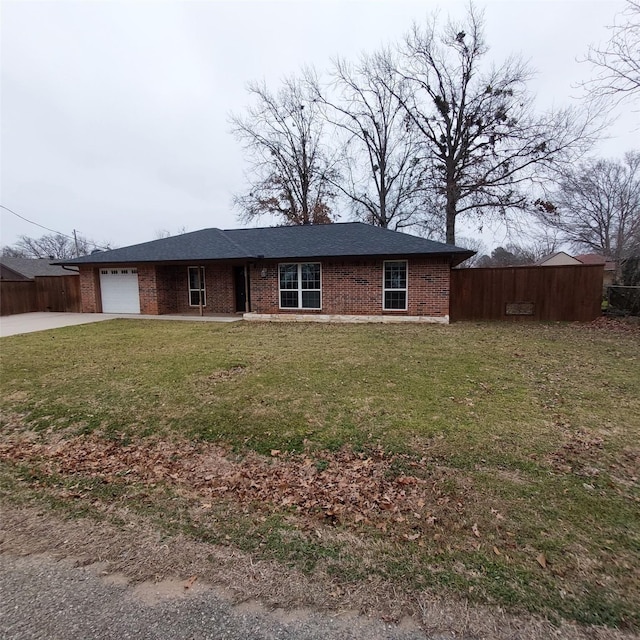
[56,223,473,323]
[0,257,81,315]
[0,257,77,281]
[574,253,617,289]
[536,251,582,267]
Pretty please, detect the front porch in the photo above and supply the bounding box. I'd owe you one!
[79,262,249,315]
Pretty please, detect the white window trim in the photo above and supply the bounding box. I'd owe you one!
[383,260,408,311]
[278,262,322,310]
[188,266,206,307]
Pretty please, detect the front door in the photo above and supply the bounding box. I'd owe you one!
[234,266,248,312]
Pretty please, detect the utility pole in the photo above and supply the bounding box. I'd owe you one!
[73,229,80,257]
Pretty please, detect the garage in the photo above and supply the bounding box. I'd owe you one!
[99,268,140,313]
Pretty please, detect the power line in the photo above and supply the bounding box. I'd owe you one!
[1,204,76,240]
[0,204,110,251]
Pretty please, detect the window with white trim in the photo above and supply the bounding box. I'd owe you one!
[188,266,206,306]
[279,263,321,309]
[383,261,407,310]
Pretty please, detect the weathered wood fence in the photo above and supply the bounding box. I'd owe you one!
[450,264,604,322]
[0,275,81,316]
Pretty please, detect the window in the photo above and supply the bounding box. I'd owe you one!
[279,263,321,309]
[188,266,206,306]
[383,261,407,310]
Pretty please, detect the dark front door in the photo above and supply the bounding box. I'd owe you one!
[234,266,248,312]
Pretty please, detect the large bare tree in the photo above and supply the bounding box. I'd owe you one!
[535,152,640,273]
[1,232,99,259]
[312,51,425,229]
[386,5,599,244]
[231,75,338,225]
[581,0,640,105]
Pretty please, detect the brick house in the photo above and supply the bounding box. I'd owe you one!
[58,223,473,323]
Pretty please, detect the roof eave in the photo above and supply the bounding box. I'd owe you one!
[56,250,475,266]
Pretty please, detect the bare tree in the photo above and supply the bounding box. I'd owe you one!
[527,227,564,260]
[154,226,188,239]
[0,245,27,258]
[231,75,338,225]
[1,233,102,259]
[454,235,485,267]
[385,5,599,244]
[535,151,640,276]
[475,243,538,267]
[581,0,640,106]
[313,51,425,229]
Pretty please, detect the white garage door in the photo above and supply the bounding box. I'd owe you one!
[99,268,141,314]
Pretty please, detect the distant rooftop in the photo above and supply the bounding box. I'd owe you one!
[0,256,77,279]
[574,253,616,269]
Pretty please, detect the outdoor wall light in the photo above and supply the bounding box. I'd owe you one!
[261,268,268,278]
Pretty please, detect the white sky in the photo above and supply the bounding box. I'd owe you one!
[1,0,638,252]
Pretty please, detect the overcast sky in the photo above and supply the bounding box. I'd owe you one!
[1,0,637,252]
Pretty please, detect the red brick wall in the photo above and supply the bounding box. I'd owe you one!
[153,264,236,314]
[79,267,101,313]
[155,266,179,314]
[408,258,450,316]
[137,265,159,315]
[78,259,450,317]
[249,258,450,317]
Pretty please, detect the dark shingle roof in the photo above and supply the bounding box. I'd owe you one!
[0,257,77,278]
[57,223,474,266]
[58,229,249,264]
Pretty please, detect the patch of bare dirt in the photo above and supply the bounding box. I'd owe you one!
[130,576,211,605]
[1,502,636,640]
[206,364,247,383]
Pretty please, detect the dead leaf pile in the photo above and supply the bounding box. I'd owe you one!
[583,316,640,334]
[548,429,606,475]
[0,434,459,530]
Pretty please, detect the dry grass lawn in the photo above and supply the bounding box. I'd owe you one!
[1,318,638,633]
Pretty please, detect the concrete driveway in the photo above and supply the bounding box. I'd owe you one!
[0,312,242,338]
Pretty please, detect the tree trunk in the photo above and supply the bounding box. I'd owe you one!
[445,180,457,245]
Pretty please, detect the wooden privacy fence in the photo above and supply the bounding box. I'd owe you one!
[450,264,604,322]
[0,275,81,316]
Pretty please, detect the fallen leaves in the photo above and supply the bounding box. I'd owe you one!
[0,434,458,534]
[583,316,640,335]
[548,429,607,476]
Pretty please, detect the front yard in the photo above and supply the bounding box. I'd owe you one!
[1,319,638,633]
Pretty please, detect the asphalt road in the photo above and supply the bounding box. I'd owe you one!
[0,553,435,640]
